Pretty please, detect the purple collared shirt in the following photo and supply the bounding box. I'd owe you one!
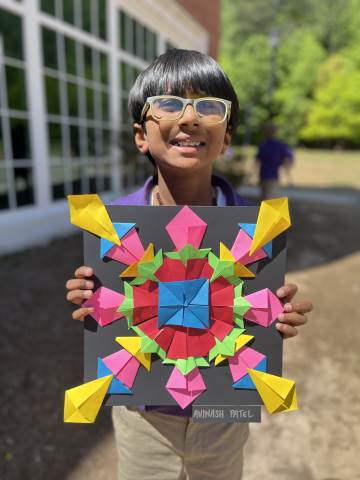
[110,175,250,416]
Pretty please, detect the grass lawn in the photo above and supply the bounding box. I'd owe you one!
[216,147,360,190]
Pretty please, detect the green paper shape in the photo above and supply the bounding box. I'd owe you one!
[208,252,235,282]
[234,317,245,329]
[233,284,251,322]
[209,327,245,361]
[131,250,163,285]
[216,336,236,356]
[227,276,244,286]
[165,244,211,264]
[208,344,219,362]
[133,327,167,360]
[195,357,210,368]
[163,356,210,375]
[118,282,134,328]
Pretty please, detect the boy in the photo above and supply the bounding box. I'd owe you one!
[66,49,312,480]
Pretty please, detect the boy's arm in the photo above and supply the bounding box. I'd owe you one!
[276,284,313,339]
[65,266,94,321]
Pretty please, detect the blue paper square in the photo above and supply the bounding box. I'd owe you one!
[158,278,209,329]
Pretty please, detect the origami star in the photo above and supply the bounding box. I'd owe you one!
[68,194,120,245]
[244,288,284,327]
[247,369,298,414]
[250,198,291,255]
[208,243,255,283]
[158,278,209,329]
[208,327,245,361]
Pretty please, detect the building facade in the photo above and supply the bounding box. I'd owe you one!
[0,0,217,253]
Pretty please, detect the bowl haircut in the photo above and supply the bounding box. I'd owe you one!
[128,49,239,165]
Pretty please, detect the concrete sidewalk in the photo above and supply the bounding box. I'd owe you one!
[239,184,360,206]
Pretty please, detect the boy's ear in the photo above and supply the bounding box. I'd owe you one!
[133,122,149,154]
[221,131,232,154]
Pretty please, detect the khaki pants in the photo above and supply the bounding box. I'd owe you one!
[112,407,249,480]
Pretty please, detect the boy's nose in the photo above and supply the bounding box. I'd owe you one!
[178,105,199,126]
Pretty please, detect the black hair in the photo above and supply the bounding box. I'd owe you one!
[128,49,240,134]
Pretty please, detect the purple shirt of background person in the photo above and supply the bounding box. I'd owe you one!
[256,138,294,180]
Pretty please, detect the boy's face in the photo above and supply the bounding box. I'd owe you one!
[134,94,231,175]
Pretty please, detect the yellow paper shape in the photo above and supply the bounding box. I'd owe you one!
[215,334,254,365]
[116,336,152,371]
[249,198,291,255]
[141,243,155,263]
[64,375,112,423]
[247,369,298,414]
[234,262,256,278]
[68,194,120,246]
[120,262,139,278]
[219,242,235,261]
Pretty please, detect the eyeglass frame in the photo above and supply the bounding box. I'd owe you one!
[139,95,232,124]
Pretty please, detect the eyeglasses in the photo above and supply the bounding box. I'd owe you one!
[140,95,232,124]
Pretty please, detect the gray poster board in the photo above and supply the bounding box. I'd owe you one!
[83,205,286,408]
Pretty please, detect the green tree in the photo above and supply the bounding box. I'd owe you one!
[300,52,360,146]
[220,0,360,145]
[221,35,272,141]
[274,30,325,144]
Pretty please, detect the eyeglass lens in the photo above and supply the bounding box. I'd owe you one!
[152,98,227,122]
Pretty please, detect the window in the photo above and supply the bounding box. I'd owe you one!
[118,10,157,61]
[0,8,33,210]
[41,26,111,200]
[40,0,108,40]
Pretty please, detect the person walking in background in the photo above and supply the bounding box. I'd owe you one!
[255,122,294,199]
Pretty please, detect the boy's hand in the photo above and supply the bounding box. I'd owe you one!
[65,266,95,321]
[275,284,313,339]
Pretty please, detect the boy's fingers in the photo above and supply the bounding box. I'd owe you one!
[72,307,94,322]
[277,312,307,326]
[276,323,298,339]
[65,278,94,291]
[276,283,298,302]
[74,266,94,278]
[66,289,93,305]
[282,301,313,315]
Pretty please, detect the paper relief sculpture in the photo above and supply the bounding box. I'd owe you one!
[64,197,297,423]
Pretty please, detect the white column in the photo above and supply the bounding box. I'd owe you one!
[108,0,122,195]
[23,0,51,207]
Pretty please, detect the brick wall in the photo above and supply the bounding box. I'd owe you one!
[176,0,221,58]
